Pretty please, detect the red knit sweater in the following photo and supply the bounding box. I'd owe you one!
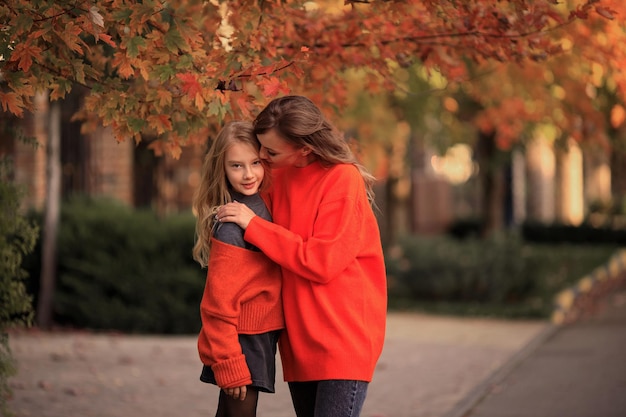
[245,161,387,382]
[197,238,284,389]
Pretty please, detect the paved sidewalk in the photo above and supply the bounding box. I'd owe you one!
[448,290,626,417]
[8,313,547,417]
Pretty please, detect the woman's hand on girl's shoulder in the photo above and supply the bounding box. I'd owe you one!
[216,201,256,229]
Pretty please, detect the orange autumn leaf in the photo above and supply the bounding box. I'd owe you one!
[2,0,624,158]
[157,89,172,107]
[111,52,135,79]
[97,33,117,48]
[176,73,202,98]
[8,43,43,72]
[147,114,172,134]
[0,92,25,117]
[259,76,290,97]
[59,22,85,55]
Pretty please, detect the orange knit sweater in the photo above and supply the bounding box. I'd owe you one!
[197,238,284,389]
[244,161,387,382]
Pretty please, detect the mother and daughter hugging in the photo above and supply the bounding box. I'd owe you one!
[192,95,387,417]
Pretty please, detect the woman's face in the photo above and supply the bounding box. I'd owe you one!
[257,129,313,168]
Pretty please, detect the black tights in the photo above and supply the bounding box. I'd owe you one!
[215,388,259,417]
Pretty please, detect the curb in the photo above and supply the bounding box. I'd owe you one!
[551,248,626,325]
[443,248,626,417]
[441,323,558,417]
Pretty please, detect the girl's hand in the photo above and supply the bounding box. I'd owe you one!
[224,385,247,401]
[216,201,256,230]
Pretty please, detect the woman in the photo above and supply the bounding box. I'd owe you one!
[217,96,387,417]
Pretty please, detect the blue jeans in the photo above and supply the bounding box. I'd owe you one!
[288,380,369,417]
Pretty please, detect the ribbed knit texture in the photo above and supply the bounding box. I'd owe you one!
[245,161,387,382]
[211,354,253,388]
[197,238,284,389]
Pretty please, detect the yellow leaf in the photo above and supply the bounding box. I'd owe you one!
[148,114,172,134]
[195,92,205,110]
[157,90,172,107]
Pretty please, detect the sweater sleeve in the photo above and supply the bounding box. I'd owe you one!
[244,167,369,284]
[197,239,253,389]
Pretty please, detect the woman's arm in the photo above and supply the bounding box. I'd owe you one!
[217,171,373,284]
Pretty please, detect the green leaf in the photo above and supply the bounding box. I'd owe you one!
[207,100,229,121]
[128,117,148,133]
[127,36,146,58]
[174,54,194,70]
[153,64,176,82]
[164,28,188,54]
[71,59,86,85]
[112,9,133,23]
[173,121,189,137]
[15,13,34,33]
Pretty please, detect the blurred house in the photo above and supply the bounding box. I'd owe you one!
[2,91,206,215]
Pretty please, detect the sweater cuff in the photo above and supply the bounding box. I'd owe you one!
[211,354,252,389]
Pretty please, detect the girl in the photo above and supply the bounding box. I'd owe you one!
[192,121,284,417]
[216,96,387,417]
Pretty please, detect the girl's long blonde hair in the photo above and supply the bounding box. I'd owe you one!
[192,121,266,267]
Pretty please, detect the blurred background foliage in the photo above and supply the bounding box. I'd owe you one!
[18,197,622,334]
[0,156,37,414]
[23,197,203,334]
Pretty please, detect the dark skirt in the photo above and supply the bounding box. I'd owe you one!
[200,330,281,393]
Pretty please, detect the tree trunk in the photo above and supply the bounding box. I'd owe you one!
[610,127,626,203]
[36,100,61,329]
[475,130,506,237]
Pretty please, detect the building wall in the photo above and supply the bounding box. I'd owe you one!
[13,92,49,210]
[5,93,207,214]
[88,126,134,205]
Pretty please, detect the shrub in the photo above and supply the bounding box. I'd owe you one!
[0,158,38,416]
[386,232,530,303]
[26,196,205,334]
[521,222,626,244]
[385,233,617,318]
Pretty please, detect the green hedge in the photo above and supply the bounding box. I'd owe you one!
[521,222,626,244]
[24,198,621,332]
[385,233,618,318]
[1,157,37,416]
[25,197,205,334]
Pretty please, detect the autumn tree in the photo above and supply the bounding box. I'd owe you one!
[2,0,621,326]
[449,0,626,233]
[1,0,619,157]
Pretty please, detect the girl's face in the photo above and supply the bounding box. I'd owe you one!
[257,129,314,168]
[224,142,264,196]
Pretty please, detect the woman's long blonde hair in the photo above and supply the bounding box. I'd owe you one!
[192,121,266,267]
[253,95,376,204]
